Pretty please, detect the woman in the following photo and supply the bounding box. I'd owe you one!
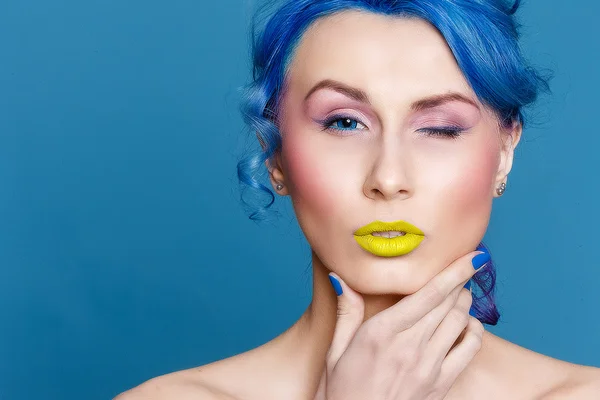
[116,0,600,398]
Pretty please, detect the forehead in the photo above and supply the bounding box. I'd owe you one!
[285,10,478,107]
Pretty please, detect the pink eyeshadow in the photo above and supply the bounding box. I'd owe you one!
[410,103,481,128]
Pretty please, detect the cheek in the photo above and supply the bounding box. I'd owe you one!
[283,137,331,208]
[458,141,498,203]
[430,138,499,240]
[281,132,346,239]
[451,155,495,211]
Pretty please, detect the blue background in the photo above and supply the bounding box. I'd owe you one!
[1,0,598,399]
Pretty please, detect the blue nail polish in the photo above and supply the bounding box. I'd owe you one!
[472,252,491,270]
[463,280,471,290]
[328,275,343,296]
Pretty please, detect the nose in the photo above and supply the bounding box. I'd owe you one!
[363,136,413,201]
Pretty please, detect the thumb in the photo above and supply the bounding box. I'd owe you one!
[326,273,365,370]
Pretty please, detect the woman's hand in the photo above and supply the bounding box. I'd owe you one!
[313,250,489,400]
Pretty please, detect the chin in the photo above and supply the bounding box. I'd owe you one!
[323,247,439,295]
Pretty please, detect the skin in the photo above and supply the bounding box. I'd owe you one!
[115,10,600,400]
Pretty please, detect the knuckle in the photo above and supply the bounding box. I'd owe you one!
[465,325,484,351]
[336,303,355,318]
[474,335,483,350]
[447,308,469,326]
[421,281,446,305]
[336,308,350,318]
[413,363,436,386]
[468,333,483,353]
[361,318,389,345]
[395,346,420,369]
[420,311,436,327]
[457,289,474,309]
[470,317,485,339]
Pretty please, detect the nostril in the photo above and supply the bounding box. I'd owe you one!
[371,188,410,201]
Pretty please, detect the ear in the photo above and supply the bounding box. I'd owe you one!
[494,120,522,197]
[265,150,289,196]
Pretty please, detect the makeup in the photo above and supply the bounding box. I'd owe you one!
[353,220,424,257]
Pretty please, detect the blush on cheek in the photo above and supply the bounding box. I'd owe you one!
[282,136,337,215]
[448,142,498,224]
[466,153,497,198]
[476,139,501,192]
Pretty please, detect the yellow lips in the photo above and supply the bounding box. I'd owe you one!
[353,220,424,257]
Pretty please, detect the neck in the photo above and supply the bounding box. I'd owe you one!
[281,250,406,397]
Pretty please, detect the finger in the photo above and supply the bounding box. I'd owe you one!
[438,316,485,387]
[422,288,473,371]
[326,273,365,371]
[412,281,469,342]
[375,250,489,334]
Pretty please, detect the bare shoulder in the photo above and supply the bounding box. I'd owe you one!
[541,364,600,399]
[112,345,275,400]
[112,364,241,400]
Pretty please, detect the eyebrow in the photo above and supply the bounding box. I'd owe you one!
[304,79,480,112]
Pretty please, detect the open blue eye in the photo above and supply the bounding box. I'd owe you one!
[333,118,358,130]
[321,116,367,133]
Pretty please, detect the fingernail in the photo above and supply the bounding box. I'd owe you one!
[472,252,491,270]
[328,274,343,296]
[463,280,471,290]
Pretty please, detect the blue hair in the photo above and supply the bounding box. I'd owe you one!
[237,0,552,325]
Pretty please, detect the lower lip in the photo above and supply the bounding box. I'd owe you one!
[353,233,424,257]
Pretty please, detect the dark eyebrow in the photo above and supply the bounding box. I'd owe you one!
[304,79,480,111]
[304,79,371,104]
[410,92,480,112]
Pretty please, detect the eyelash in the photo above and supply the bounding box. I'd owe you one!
[320,115,465,139]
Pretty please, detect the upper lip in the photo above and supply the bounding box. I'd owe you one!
[354,220,424,236]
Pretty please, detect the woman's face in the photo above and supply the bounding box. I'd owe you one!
[271,10,521,294]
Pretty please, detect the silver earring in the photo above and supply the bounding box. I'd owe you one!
[496,182,506,196]
[276,183,284,191]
